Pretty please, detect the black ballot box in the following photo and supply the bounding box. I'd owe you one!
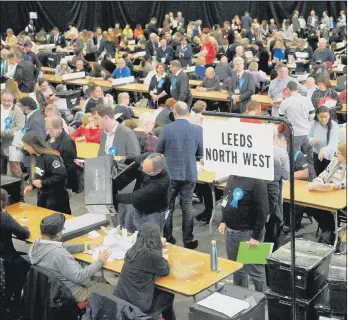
[1,175,21,204]
[266,239,334,299]
[55,90,81,110]
[189,284,266,320]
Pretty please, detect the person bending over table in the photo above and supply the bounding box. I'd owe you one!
[114,222,175,320]
[22,131,71,214]
[0,188,31,309]
[114,153,170,233]
[29,213,113,303]
[306,142,346,246]
[71,112,102,143]
[218,175,269,292]
[35,78,57,114]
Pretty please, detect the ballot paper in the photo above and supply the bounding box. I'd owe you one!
[9,146,23,162]
[197,292,250,318]
[12,131,25,148]
[88,230,101,239]
[324,100,337,109]
[245,51,253,59]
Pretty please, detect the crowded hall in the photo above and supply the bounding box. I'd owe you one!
[0,1,347,320]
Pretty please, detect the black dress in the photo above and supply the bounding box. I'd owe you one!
[148,74,171,107]
[255,49,270,74]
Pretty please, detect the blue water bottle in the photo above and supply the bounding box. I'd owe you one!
[210,240,218,271]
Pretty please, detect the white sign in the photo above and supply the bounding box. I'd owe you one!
[62,71,86,81]
[203,119,274,181]
[112,76,135,86]
[29,12,37,19]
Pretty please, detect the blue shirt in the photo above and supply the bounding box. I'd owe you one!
[111,66,131,79]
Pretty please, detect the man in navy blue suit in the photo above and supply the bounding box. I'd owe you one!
[155,102,203,249]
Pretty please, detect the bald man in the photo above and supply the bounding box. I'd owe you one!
[197,67,220,92]
[46,115,78,193]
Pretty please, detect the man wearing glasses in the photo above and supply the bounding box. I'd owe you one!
[114,153,170,233]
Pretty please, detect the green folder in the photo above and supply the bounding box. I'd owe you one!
[236,242,274,265]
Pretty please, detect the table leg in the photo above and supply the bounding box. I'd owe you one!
[333,210,338,247]
[209,183,216,235]
[193,295,197,303]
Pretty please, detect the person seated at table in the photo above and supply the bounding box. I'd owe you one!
[312,38,335,63]
[71,48,90,70]
[122,24,133,39]
[22,131,71,214]
[114,222,175,319]
[149,62,171,108]
[55,58,71,76]
[35,78,57,114]
[194,56,206,80]
[114,92,135,120]
[196,67,220,92]
[88,62,107,80]
[118,36,130,52]
[29,213,113,302]
[189,100,206,128]
[0,188,31,309]
[240,100,262,124]
[110,58,131,79]
[248,61,266,93]
[305,143,347,245]
[214,56,233,82]
[100,53,116,77]
[132,112,157,153]
[271,39,286,62]
[134,24,144,39]
[155,97,176,127]
[311,76,342,120]
[83,84,113,113]
[309,106,339,176]
[234,45,248,68]
[70,112,102,143]
[45,104,70,133]
[72,59,90,74]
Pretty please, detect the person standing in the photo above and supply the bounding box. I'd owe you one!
[13,52,38,93]
[155,102,202,249]
[278,81,316,180]
[22,131,71,214]
[292,10,301,35]
[321,11,331,40]
[175,36,192,68]
[307,10,319,33]
[169,60,192,107]
[218,175,269,292]
[23,41,41,70]
[148,63,171,108]
[25,20,36,38]
[241,12,252,31]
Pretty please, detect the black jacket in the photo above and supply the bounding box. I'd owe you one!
[116,153,170,214]
[98,39,116,57]
[147,23,158,36]
[156,46,174,64]
[22,265,81,320]
[85,291,153,320]
[13,59,38,93]
[0,211,30,261]
[115,249,169,313]
[145,40,158,58]
[222,175,269,241]
[49,131,78,192]
[48,34,66,47]
[255,49,270,74]
[101,59,116,75]
[148,74,171,105]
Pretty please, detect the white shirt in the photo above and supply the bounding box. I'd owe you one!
[1,106,11,131]
[104,122,118,154]
[6,63,17,79]
[26,110,36,121]
[175,69,183,76]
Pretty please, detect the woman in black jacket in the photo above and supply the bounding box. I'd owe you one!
[101,53,116,76]
[0,188,31,307]
[114,223,175,320]
[252,41,270,74]
[148,63,171,108]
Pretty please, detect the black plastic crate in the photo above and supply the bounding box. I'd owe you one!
[328,254,347,315]
[314,285,346,320]
[189,284,266,320]
[266,284,327,320]
[0,175,21,203]
[55,90,81,110]
[267,239,334,299]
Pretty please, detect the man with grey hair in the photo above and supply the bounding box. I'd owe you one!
[294,38,313,73]
[70,31,84,53]
[169,60,192,107]
[312,38,334,63]
[1,48,9,83]
[145,33,159,59]
[114,92,134,120]
[155,101,203,249]
[225,56,255,113]
[114,152,171,233]
[111,58,131,79]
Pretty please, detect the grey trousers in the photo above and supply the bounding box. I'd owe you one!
[225,228,267,293]
[293,135,316,180]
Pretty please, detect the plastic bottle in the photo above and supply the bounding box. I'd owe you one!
[210,240,218,271]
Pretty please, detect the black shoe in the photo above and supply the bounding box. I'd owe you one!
[196,210,212,222]
[195,212,206,221]
[184,240,198,250]
[167,236,176,245]
[283,225,290,234]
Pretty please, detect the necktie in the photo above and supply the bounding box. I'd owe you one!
[55,36,57,43]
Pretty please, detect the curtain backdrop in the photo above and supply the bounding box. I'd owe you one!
[1,1,346,34]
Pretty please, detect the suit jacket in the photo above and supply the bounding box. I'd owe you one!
[227,70,256,113]
[48,34,66,47]
[292,14,301,32]
[145,40,158,58]
[226,28,235,45]
[146,23,158,36]
[307,16,319,29]
[98,124,140,157]
[71,37,84,53]
[156,46,174,64]
[155,118,203,182]
[175,43,192,67]
[170,70,192,104]
[13,60,38,93]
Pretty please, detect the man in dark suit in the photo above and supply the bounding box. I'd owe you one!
[145,33,158,59]
[46,115,78,193]
[224,56,255,113]
[155,101,203,249]
[146,17,159,36]
[241,12,252,31]
[169,60,192,107]
[19,96,46,172]
[223,21,235,45]
[1,49,9,83]
[307,10,319,33]
[156,39,174,64]
[13,52,38,93]
[92,105,140,227]
[23,41,41,69]
[175,36,192,68]
[164,32,180,52]
[48,27,66,47]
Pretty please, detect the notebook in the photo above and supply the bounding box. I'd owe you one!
[236,242,274,264]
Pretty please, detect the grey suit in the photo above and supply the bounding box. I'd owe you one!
[292,14,301,33]
[170,70,192,107]
[307,16,319,30]
[227,70,255,113]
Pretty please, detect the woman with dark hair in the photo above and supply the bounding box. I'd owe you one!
[101,52,116,76]
[149,63,171,108]
[252,40,270,74]
[308,106,339,176]
[114,222,175,320]
[35,78,57,113]
[0,188,31,310]
[89,62,107,79]
[22,131,71,214]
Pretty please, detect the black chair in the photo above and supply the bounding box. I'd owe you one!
[21,265,86,320]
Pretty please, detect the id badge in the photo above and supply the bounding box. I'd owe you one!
[221,197,228,207]
[153,88,158,94]
[235,88,240,95]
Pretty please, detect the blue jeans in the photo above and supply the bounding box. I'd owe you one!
[225,228,267,292]
[125,205,166,233]
[164,180,195,245]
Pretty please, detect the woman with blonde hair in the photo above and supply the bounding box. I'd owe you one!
[134,112,158,153]
[45,104,70,133]
[5,28,18,48]
[70,113,102,143]
[248,61,266,91]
